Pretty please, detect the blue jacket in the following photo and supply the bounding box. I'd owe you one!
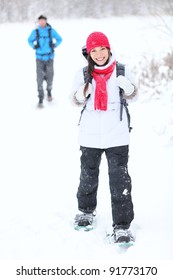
[28,24,62,61]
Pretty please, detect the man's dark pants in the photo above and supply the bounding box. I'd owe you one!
[36,59,54,100]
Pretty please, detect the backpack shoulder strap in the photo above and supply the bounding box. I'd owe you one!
[35,28,40,48]
[83,65,93,84]
[48,27,52,40]
[116,61,125,97]
[116,62,132,132]
[116,62,125,78]
[83,66,88,83]
[35,28,39,38]
[78,66,91,126]
[48,26,54,53]
[116,61,125,98]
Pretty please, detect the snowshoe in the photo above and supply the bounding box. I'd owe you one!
[113,227,135,247]
[74,213,94,231]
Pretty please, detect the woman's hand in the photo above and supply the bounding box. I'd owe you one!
[116,75,134,96]
[75,83,92,103]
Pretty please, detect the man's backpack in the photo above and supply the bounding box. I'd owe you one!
[35,24,54,54]
[79,63,132,132]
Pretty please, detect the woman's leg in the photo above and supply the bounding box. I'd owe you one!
[77,146,103,213]
[105,145,134,229]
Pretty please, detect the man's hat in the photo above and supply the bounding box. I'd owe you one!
[38,15,47,20]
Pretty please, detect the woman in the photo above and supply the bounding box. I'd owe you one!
[70,32,137,243]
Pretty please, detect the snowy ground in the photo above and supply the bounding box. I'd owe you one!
[0,16,173,270]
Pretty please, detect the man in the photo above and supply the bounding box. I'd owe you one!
[28,15,62,107]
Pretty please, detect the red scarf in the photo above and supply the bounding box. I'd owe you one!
[92,61,116,111]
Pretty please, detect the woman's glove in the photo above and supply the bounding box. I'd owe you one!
[116,75,134,96]
[75,83,92,103]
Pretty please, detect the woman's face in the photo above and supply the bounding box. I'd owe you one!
[90,46,109,66]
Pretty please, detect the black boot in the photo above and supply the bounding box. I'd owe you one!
[47,90,53,101]
[38,97,43,108]
[74,213,94,227]
[113,226,134,243]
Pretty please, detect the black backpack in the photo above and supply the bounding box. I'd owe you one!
[79,63,132,132]
[35,24,54,54]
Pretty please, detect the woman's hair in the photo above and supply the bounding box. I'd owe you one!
[83,49,111,97]
[83,56,95,97]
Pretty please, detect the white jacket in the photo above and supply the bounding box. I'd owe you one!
[70,54,137,149]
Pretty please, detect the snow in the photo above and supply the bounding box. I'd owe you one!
[0,16,173,272]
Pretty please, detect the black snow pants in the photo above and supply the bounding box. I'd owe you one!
[77,145,134,229]
[36,59,54,100]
